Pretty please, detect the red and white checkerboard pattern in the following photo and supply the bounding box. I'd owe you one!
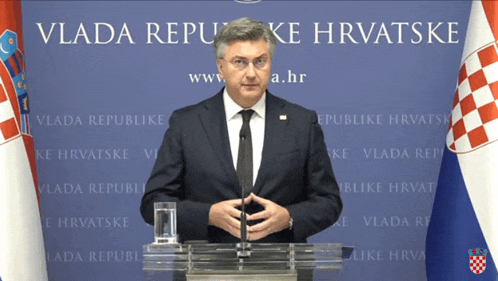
[470,255,486,274]
[447,42,498,153]
[0,77,19,145]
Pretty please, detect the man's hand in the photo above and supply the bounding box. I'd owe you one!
[246,193,291,241]
[208,196,252,239]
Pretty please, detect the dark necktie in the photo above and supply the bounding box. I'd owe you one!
[236,110,254,192]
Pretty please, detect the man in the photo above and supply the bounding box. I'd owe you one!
[140,17,342,243]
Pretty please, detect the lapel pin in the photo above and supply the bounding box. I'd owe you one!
[279,114,287,121]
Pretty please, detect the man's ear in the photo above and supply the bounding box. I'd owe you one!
[216,58,224,80]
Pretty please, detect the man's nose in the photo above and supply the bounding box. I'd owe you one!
[245,63,257,78]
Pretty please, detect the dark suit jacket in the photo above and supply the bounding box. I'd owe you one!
[140,88,342,243]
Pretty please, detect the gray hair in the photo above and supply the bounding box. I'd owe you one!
[213,17,277,59]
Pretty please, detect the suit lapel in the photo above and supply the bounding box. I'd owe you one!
[198,89,241,196]
[253,91,288,195]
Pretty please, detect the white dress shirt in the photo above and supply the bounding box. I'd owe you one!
[223,89,265,186]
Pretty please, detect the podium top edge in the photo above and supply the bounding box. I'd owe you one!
[143,242,354,259]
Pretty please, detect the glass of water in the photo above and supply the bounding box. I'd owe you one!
[154,202,177,244]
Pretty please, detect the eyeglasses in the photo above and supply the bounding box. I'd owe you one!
[223,57,270,70]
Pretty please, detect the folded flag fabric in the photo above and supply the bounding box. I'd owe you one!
[426,1,498,280]
[0,1,48,280]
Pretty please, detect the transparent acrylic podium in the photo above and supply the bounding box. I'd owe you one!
[143,242,353,281]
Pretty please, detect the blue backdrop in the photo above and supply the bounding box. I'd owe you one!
[22,1,472,280]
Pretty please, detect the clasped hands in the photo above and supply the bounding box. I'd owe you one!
[208,193,291,241]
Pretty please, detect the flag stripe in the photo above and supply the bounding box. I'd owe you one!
[0,139,47,281]
[483,1,498,42]
[0,59,20,130]
[426,148,498,279]
[0,84,6,103]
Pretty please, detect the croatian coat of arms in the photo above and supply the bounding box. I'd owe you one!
[468,248,487,274]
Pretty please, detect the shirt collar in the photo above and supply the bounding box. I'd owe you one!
[223,88,266,121]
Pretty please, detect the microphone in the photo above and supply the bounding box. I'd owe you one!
[239,133,248,244]
[239,127,248,139]
[236,110,253,258]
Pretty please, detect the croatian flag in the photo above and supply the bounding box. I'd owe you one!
[0,1,48,280]
[426,1,498,279]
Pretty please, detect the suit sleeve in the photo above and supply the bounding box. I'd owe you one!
[285,111,342,241]
[140,110,211,241]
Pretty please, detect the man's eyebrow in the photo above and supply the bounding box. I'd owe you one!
[231,55,269,61]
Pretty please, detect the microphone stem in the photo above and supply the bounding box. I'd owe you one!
[241,136,247,243]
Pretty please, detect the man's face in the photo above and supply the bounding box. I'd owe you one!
[217,38,272,108]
